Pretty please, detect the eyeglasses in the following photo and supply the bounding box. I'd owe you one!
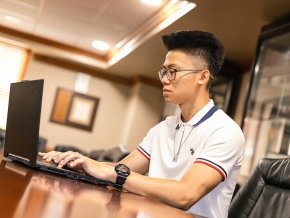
[158,68,213,81]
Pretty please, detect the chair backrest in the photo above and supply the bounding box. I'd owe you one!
[88,149,105,160]
[38,136,47,152]
[0,128,5,148]
[229,158,290,218]
[54,145,88,156]
[97,147,129,163]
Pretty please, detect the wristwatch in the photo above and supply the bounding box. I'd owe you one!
[114,163,131,189]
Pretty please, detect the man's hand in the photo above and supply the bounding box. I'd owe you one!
[39,151,116,181]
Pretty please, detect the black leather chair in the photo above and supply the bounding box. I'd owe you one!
[0,128,5,149]
[229,158,290,218]
[38,136,47,152]
[54,145,88,156]
[88,149,105,160]
[54,145,129,163]
[97,147,129,163]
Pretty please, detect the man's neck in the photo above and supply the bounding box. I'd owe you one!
[179,96,210,123]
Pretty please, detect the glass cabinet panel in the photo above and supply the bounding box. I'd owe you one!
[241,18,290,178]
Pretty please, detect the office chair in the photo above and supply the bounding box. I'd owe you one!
[54,145,88,156]
[38,136,47,152]
[88,149,105,160]
[229,158,290,218]
[97,147,129,163]
[0,128,5,149]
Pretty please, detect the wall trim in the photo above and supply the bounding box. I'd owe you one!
[34,53,161,88]
[0,25,107,62]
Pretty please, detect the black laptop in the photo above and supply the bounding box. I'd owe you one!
[3,79,112,186]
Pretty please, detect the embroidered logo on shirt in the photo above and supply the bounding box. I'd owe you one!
[190,147,195,155]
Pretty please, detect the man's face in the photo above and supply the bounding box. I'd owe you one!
[161,50,205,105]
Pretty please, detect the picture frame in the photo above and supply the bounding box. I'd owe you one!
[50,88,99,131]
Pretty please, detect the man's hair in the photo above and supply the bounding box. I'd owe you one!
[162,30,225,78]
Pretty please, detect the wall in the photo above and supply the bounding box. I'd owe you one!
[120,83,164,150]
[25,58,163,152]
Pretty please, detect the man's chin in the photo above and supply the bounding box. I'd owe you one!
[164,98,176,105]
[164,98,171,104]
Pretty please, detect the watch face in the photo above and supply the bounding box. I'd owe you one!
[116,164,130,175]
[119,165,128,173]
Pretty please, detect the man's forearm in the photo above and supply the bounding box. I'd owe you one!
[122,172,198,210]
[95,159,219,210]
[101,162,116,167]
[104,165,195,209]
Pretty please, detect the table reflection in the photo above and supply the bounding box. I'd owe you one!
[0,158,197,218]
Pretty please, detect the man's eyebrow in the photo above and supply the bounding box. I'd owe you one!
[163,64,177,68]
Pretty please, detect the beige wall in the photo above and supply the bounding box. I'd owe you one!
[121,83,164,150]
[25,58,163,152]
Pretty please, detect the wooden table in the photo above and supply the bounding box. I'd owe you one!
[0,154,200,218]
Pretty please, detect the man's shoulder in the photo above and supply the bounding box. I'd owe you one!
[214,109,242,130]
[209,109,245,144]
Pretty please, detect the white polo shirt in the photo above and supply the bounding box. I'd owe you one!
[137,100,245,218]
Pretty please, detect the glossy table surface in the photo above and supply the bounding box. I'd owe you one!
[0,153,200,218]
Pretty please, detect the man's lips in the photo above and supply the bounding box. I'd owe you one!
[163,88,171,93]
[163,88,171,97]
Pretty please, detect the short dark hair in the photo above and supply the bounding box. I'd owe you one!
[162,30,225,77]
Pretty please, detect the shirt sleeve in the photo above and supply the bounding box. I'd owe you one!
[137,127,155,160]
[194,125,245,181]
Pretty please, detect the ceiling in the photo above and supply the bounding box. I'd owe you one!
[0,0,290,81]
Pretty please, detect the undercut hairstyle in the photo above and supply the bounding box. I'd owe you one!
[162,30,225,82]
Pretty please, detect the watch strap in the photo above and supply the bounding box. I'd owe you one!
[114,164,130,189]
[114,174,127,189]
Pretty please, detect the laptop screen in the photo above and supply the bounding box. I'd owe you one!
[4,79,44,166]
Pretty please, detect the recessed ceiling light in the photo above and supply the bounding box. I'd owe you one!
[91,40,110,52]
[140,0,163,6]
[3,15,21,24]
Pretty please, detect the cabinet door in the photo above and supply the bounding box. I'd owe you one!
[241,28,290,177]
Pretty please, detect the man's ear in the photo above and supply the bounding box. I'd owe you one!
[197,70,210,85]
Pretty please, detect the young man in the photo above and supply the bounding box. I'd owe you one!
[40,30,245,218]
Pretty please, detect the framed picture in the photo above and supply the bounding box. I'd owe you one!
[50,88,99,131]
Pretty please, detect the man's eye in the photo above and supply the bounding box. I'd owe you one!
[162,69,167,74]
[168,69,176,74]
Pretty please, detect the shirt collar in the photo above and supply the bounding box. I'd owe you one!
[177,99,215,127]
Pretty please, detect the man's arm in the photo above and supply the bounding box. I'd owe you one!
[40,150,222,210]
[120,162,222,210]
[100,153,222,209]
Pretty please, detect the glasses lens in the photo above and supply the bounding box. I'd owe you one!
[167,69,176,80]
[158,68,176,81]
[158,69,162,80]
[158,69,166,80]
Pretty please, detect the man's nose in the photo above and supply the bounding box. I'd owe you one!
[161,74,170,85]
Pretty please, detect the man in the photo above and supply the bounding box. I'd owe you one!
[40,30,245,218]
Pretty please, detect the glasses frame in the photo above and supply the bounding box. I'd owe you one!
[158,68,214,81]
